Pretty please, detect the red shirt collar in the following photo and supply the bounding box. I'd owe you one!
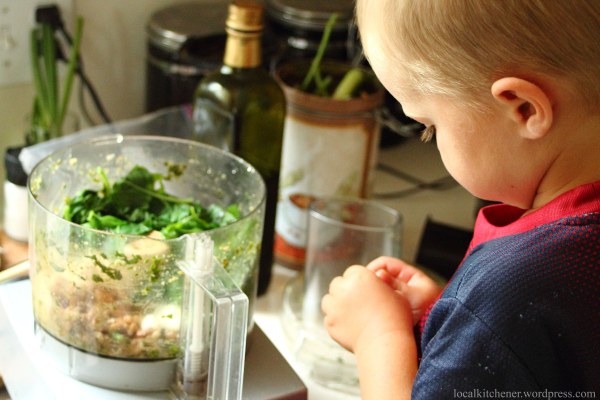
[470,181,600,250]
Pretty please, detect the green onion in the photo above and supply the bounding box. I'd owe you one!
[58,17,84,133]
[28,16,84,144]
[333,68,365,100]
[299,13,368,100]
[301,13,338,92]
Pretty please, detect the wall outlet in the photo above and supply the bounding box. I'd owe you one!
[0,0,73,88]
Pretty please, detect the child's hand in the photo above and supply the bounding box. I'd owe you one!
[321,265,414,354]
[366,256,443,323]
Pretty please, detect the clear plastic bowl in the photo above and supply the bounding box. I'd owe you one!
[28,135,265,363]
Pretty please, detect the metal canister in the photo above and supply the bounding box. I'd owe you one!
[263,0,359,71]
[145,1,229,112]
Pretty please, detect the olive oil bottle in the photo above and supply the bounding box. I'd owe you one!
[192,0,286,295]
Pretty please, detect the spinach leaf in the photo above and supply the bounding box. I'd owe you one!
[104,165,155,216]
[63,164,240,238]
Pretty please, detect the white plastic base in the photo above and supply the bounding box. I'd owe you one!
[35,325,177,392]
[3,181,29,242]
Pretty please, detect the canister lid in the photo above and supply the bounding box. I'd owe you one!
[147,1,229,53]
[264,0,354,32]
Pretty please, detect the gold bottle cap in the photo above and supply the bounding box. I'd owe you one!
[226,0,264,32]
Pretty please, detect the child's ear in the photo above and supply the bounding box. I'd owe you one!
[491,77,553,139]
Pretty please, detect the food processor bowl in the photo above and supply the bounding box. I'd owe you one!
[28,135,265,394]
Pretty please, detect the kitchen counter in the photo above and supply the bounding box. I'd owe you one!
[0,136,477,399]
[0,232,28,271]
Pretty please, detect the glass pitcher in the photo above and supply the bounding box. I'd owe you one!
[28,135,266,397]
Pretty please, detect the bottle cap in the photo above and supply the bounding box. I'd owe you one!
[227,0,263,32]
[4,146,28,187]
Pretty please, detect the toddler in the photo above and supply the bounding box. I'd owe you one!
[321,1,600,398]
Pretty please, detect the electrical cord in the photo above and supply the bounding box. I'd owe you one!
[57,25,112,125]
[77,72,96,126]
[373,162,458,199]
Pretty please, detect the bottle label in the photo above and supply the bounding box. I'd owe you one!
[274,112,381,270]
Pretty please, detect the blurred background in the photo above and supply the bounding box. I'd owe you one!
[1,0,203,147]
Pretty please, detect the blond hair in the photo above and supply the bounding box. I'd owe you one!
[357,0,600,110]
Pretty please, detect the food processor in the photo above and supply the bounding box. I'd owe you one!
[27,135,266,398]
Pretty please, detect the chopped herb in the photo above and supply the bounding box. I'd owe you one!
[164,161,186,180]
[146,349,161,358]
[149,257,162,283]
[167,343,181,358]
[111,332,128,344]
[115,252,142,265]
[87,254,123,280]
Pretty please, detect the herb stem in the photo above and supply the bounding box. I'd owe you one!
[301,13,338,91]
[122,180,195,205]
[30,29,50,128]
[29,17,84,144]
[97,167,111,194]
[332,68,365,100]
[41,23,58,135]
[58,17,84,131]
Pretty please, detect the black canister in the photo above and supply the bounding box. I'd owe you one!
[146,1,229,112]
[263,0,359,71]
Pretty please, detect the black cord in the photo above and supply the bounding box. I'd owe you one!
[376,162,429,186]
[49,31,96,125]
[58,26,112,124]
[78,73,96,126]
[373,162,458,199]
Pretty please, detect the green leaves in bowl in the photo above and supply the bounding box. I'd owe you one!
[63,164,240,238]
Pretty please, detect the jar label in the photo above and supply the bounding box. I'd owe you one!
[274,114,380,270]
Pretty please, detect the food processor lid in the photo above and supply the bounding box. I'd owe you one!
[147,1,229,53]
[265,0,354,32]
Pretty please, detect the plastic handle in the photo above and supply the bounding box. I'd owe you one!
[175,234,248,400]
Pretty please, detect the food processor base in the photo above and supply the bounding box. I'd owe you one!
[35,325,177,392]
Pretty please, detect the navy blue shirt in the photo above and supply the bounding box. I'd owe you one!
[414,182,600,397]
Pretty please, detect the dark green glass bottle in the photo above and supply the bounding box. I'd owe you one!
[192,0,286,296]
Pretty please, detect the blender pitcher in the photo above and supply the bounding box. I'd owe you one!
[27,135,266,397]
